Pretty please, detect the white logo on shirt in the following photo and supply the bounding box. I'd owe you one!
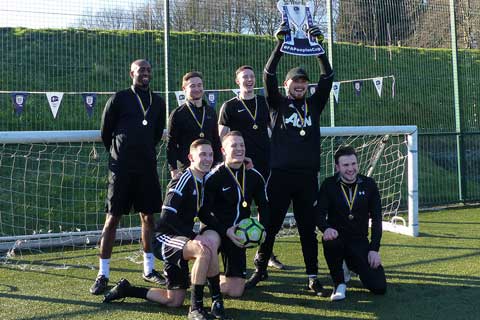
[284,113,312,128]
[237,109,246,113]
[222,187,231,192]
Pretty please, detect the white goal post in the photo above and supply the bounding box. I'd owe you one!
[0,126,418,256]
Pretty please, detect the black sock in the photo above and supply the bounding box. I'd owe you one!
[191,284,205,311]
[207,274,222,303]
[124,286,149,299]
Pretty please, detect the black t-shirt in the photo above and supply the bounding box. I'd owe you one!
[100,87,166,173]
[198,164,270,237]
[218,96,270,175]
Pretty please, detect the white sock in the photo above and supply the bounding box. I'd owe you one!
[98,258,110,279]
[143,252,154,275]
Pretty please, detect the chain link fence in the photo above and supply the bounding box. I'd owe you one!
[0,0,479,207]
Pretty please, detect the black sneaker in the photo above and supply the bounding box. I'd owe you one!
[268,255,286,270]
[90,275,109,295]
[308,277,329,297]
[188,307,213,320]
[244,270,268,289]
[142,269,166,285]
[103,278,131,303]
[211,300,232,319]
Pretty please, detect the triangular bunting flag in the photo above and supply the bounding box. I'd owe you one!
[258,88,265,96]
[81,93,97,118]
[204,90,218,108]
[175,91,186,106]
[308,84,317,95]
[353,81,363,96]
[231,89,240,96]
[11,92,29,116]
[373,77,383,97]
[46,92,64,119]
[332,82,340,103]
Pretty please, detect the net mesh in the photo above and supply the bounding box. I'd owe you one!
[0,129,410,267]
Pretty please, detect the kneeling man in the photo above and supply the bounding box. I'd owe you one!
[103,139,228,320]
[316,146,387,301]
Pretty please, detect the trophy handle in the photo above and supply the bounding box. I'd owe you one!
[276,0,285,12]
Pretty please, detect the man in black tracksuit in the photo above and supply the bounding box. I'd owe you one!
[103,139,230,320]
[316,146,386,301]
[199,131,270,298]
[91,59,166,295]
[246,24,333,296]
[218,65,286,270]
[167,71,222,179]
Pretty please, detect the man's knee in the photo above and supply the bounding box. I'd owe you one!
[104,215,121,232]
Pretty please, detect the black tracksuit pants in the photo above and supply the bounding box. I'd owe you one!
[322,236,387,294]
[255,169,319,275]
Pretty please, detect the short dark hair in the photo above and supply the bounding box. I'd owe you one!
[182,71,203,86]
[221,130,243,143]
[190,139,211,152]
[334,146,357,164]
[235,65,254,77]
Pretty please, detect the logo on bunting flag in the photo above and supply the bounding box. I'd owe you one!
[204,91,218,108]
[353,81,363,96]
[46,92,64,119]
[175,91,186,106]
[82,93,97,117]
[258,88,265,96]
[11,92,29,116]
[277,1,325,56]
[373,77,383,97]
[332,82,340,103]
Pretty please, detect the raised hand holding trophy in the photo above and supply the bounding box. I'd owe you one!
[276,0,325,56]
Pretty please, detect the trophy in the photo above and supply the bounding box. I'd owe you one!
[276,0,324,56]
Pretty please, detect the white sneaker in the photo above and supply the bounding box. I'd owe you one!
[330,283,347,301]
[342,261,351,283]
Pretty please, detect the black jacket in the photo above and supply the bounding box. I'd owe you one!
[155,169,205,239]
[264,41,334,174]
[167,101,222,171]
[100,87,166,173]
[316,173,383,251]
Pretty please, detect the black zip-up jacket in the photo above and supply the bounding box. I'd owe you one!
[316,173,383,252]
[218,96,270,172]
[101,87,166,173]
[264,41,334,174]
[198,164,270,237]
[155,169,205,239]
[167,101,222,171]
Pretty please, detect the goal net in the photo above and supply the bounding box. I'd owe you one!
[0,126,418,267]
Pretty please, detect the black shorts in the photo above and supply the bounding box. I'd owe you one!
[152,233,189,290]
[220,236,247,278]
[105,169,162,216]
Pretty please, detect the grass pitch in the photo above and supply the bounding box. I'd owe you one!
[0,208,479,320]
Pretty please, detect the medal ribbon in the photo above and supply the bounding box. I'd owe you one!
[186,102,205,133]
[238,96,257,124]
[131,86,152,119]
[293,100,309,129]
[340,182,358,212]
[189,169,204,222]
[225,164,246,205]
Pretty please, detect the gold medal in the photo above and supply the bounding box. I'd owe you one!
[300,129,306,136]
[142,119,148,126]
[199,132,205,138]
[194,216,200,223]
[348,214,354,220]
[242,201,248,208]
[252,124,258,130]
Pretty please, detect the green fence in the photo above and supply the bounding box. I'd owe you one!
[1,0,479,207]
